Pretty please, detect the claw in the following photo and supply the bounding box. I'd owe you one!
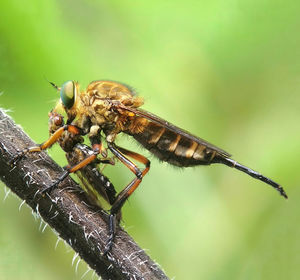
[40,170,70,195]
[40,181,59,195]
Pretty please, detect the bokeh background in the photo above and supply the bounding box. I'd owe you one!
[0,1,299,279]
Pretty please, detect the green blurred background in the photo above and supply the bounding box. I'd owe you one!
[0,1,299,279]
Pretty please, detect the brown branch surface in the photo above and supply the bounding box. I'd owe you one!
[0,108,169,280]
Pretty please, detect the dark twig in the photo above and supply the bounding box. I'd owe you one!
[0,108,169,280]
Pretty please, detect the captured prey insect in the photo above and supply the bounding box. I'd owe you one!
[48,111,120,252]
[14,80,288,253]
[48,111,117,210]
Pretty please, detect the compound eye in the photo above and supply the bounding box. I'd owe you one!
[60,80,75,109]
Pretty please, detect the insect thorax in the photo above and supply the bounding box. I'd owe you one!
[74,81,144,137]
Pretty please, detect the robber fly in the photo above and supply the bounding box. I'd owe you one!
[14,80,287,253]
[48,111,117,209]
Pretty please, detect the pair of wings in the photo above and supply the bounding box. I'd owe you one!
[117,103,231,158]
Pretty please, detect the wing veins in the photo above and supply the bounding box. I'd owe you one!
[118,104,231,157]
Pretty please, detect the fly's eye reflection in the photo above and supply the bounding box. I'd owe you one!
[60,80,75,109]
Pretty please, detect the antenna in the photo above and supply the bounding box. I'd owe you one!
[43,76,61,91]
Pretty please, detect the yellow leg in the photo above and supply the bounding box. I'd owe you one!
[12,125,81,164]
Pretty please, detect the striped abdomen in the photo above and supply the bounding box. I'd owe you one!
[124,116,229,167]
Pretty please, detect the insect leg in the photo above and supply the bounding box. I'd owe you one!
[108,143,151,214]
[11,125,82,164]
[41,143,102,194]
[103,143,150,254]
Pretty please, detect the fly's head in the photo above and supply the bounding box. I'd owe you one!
[51,80,80,123]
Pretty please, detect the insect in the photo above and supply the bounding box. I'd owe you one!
[14,80,288,253]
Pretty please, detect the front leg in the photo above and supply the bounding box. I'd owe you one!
[11,124,82,164]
